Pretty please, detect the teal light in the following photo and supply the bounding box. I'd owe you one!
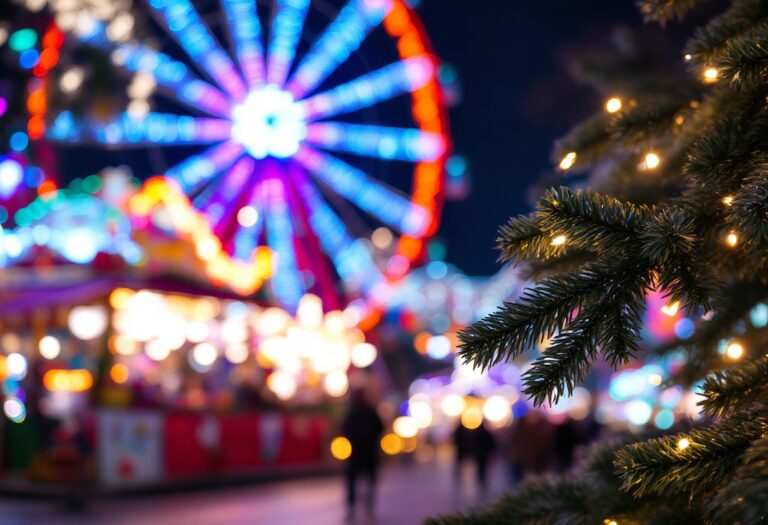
[446,156,467,178]
[750,303,768,328]
[655,409,675,430]
[9,29,38,52]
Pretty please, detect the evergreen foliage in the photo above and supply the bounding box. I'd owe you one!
[435,1,768,523]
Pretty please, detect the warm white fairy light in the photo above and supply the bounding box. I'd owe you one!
[677,437,690,451]
[559,151,577,171]
[644,152,661,170]
[726,342,744,360]
[605,97,623,113]
[660,301,680,317]
[726,231,739,248]
[703,67,719,83]
[551,234,567,247]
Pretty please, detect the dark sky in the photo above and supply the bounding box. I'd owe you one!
[418,1,644,276]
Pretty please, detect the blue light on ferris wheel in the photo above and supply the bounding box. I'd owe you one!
[221,0,266,89]
[148,0,247,101]
[266,0,311,87]
[51,0,449,310]
[286,0,393,99]
[300,56,434,121]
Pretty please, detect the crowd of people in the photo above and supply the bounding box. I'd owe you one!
[453,410,602,490]
[341,391,603,520]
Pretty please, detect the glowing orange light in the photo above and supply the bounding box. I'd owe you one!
[43,369,93,392]
[27,117,45,140]
[37,180,57,196]
[110,363,129,384]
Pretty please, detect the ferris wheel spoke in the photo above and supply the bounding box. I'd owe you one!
[48,112,232,147]
[306,122,446,162]
[285,0,393,99]
[294,145,430,236]
[165,140,245,193]
[194,156,256,218]
[266,0,311,87]
[72,18,232,118]
[263,176,306,310]
[299,56,434,121]
[220,0,267,90]
[292,168,384,293]
[232,192,264,262]
[146,0,247,101]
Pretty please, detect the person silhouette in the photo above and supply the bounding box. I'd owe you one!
[342,389,384,519]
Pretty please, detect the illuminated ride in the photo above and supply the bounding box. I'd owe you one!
[46,0,451,312]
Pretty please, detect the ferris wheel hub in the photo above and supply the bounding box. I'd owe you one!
[230,85,307,160]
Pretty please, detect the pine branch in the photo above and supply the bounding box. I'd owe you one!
[707,436,768,525]
[700,356,768,417]
[496,215,559,262]
[523,263,649,405]
[535,186,650,252]
[457,262,613,371]
[522,303,602,406]
[611,96,692,146]
[717,25,768,87]
[552,114,614,171]
[688,0,768,67]
[425,478,596,525]
[637,0,699,23]
[728,168,768,256]
[520,250,596,280]
[615,411,766,498]
[639,207,698,265]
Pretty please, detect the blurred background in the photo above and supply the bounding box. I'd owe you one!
[0,0,730,523]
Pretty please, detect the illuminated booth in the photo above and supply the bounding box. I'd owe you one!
[0,268,376,489]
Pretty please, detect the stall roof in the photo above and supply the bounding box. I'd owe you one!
[0,267,267,317]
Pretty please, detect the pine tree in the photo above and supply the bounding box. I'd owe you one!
[428,1,768,523]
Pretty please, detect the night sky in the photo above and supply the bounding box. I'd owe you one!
[419,1,645,275]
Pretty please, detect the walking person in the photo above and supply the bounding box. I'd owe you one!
[342,389,384,521]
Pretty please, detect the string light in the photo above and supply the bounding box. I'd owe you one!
[660,301,680,317]
[644,152,661,170]
[722,195,734,206]
[648,374,663,386]
[703,67,719,83]
[559,151,577,171]
[330,436,352,461]
[551,234,567,247]
[605,97,622,113]
[726,342,744,360]
[726,231,739,248]
[684,53,692,61]
[677,437,690,451]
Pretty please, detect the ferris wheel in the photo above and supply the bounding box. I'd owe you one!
[46,0,451,312]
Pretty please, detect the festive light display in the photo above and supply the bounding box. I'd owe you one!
[109,290,378,403]
[0,174,139,267]
[48,0,451,312]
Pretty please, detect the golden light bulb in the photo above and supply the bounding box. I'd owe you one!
[660,301,680,317]
[551,234,567,247]
[677,437,690,451]
[726,342,744,360]
[726,232,739,247]
[722,195,734,206]
[559,152,577,171]
[703,67,719,82]
[684,53,692,61]
[644,152,661,170]
[648,374,663,386]
[605,97,623,113]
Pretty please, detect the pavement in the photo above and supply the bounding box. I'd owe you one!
[0,450,508,525]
